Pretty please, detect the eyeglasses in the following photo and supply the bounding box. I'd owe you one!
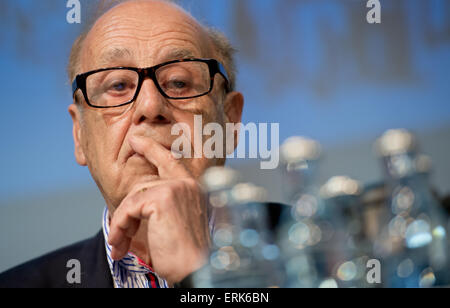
[72,58,230,109]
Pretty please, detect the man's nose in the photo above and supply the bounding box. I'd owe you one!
[132,78,171,125]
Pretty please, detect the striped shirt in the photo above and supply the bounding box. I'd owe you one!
[102,207,169,288]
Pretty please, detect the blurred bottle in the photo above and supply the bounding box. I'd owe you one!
[278,136,377,287]
[373,129,450,287]
[320,176,374,288]
[192,166,284,288]
[278,137,357,287]
[277,137,323,287]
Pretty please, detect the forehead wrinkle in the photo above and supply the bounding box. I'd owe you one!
[85,25,207,67]
[89,4,208,48]
[104,1,206,38]
[81,0,215,72]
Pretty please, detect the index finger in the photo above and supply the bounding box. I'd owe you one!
[129,135,191,179]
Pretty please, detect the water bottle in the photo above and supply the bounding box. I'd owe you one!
[192,166,283,288]
[320,176,374,287]
[277,137,333,287]
[278,136,374,287]
[373,129,450,287]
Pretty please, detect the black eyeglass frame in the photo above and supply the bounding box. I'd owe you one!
[72,58,230,109]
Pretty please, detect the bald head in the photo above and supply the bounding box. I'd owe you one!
[68,0,236,92]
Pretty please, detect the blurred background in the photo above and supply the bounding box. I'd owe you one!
[0,0,449,273]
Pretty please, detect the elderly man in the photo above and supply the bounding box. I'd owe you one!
[0,0,244,288]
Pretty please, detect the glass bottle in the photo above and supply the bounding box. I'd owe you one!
[320,176,374,288]
[373,129,450,288]
[277,136,331,287]
[192,166,283,288]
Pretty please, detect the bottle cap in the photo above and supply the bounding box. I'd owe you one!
[280,136,321,164]
[320,176,362,198]
[231,183,268,204]
[201,166,240,192]
[375,129,416,157]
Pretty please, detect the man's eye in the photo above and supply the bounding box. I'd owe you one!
[167,80,188,89]
[110,81,128,91]
[103,79,135,97]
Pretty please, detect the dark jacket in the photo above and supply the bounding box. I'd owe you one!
[0,231,113,288]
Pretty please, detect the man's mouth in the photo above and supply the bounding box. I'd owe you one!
[125,142,185,163]
[124,150,159,177]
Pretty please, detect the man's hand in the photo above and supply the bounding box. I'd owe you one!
[107,136,211,285]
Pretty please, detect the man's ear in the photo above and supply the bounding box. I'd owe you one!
[223,91,244,154]
[68,104,87,166]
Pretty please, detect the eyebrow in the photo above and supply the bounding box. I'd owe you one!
[97,47,134,67]
[159,48,198,62]
[96,47,198,68]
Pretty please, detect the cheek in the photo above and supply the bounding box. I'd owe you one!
[83,112,132,165]
[178,110,224,148]
[176,112,226,176]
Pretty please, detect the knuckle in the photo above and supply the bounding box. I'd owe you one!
[141,201,154,217]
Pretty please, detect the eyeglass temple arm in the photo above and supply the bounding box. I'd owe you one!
[217,62,231,92]
[72,77,79,97]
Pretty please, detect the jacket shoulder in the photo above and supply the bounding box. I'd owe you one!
[0,231,113,288]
